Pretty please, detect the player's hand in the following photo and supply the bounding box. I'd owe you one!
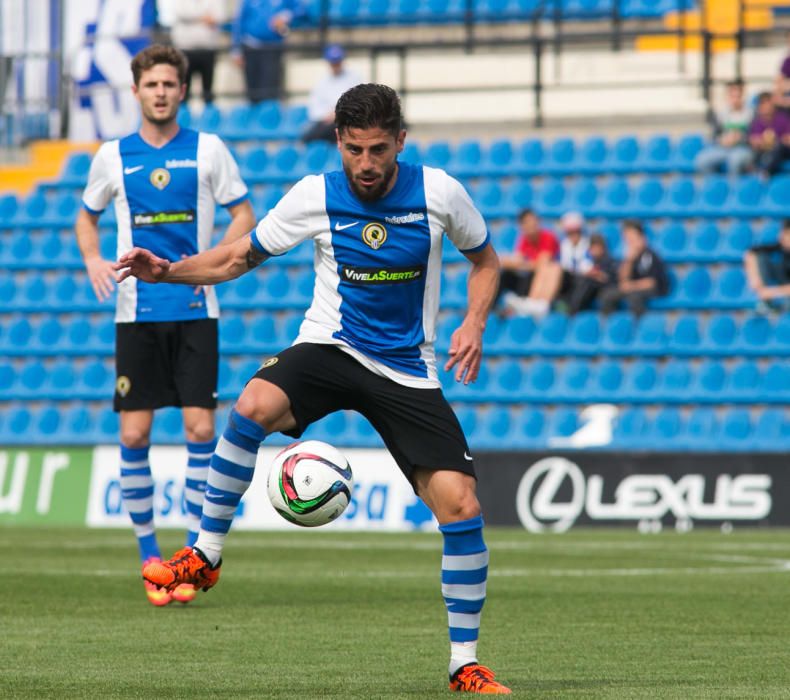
[85,256,117,302]
[114,247,171,284]
[444,321,484,385]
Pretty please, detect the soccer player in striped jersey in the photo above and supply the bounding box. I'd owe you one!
[76,45,255,606]
[117,83,510,694]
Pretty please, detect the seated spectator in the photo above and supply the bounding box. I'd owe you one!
[302,45,362,144]
[599,220,669,316]
[749,92,790,177]
[497,208,559,318]
[696,79,753,175]
[744,219,790,312]
[560,233,619,314]
[536,211,591,312]
[773,30,790,112]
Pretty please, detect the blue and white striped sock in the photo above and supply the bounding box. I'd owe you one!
[120,444,160,563]
[195,410,266,566]
[440,514,489,677]
[184,438,216,547]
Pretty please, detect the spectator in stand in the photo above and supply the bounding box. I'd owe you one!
[536,211,590,312]
[302,45,362,144]
[496,208,559,318]
[232,0,306,103]
[696,79,753,175]
[598,220,669,316]
[560,233,619,315]
[749,92,790,177]
[773,30,790,112]
[170,0,226,105]
[744,219,790,313]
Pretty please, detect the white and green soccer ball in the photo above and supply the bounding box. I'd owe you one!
[266,440,353,527]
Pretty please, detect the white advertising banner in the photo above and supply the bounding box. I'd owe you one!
[87,445,438,532]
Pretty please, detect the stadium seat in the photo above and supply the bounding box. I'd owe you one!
[663,176,695,216]
[566,312,600,354]
[686,221,720,262]
[612,407,648,447]
[681,407,719,450]
[650,407,683,444]
[500,315,537,353]
[705,314,737,354]
[714,267,751,308]
[693,359,726,401]
[535,179,566,216]
[482,139,514,176]
[423,141,452,169]
[754,409,788,450]
[638,133,671,173]
[577,136,607,175]
[720,408,753,449]
[761,362,790,403]
[544,138,576,175]
[601,312,635,354]
[478,406,515,447]
[632,177,664,218]
[511,406,547,448]
[450,139,483,177]
[531,313,568,354]
[673,133,704,172]
[668,314,701,354]
[607,135,639,174]
[152,407,184,443]
[514,138,545,176]
[594,177,630,218]
[729,360,761,401]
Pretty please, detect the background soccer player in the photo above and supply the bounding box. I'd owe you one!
[116,83,510,694]
[75,45,256,607]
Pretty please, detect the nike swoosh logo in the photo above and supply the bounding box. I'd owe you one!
[335,221,359,231]
[124,165,144,175]
[464,452,473,461]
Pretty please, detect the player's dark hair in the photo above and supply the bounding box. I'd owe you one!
[726,78,744,89]
[517,208,535,222]
[335,84,403,137]
[756,91,773,105]
[131,44,188,86]
[782,219,790,230]
[622,219,645,236]
[589,233,608,250]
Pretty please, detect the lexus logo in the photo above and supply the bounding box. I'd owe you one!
[516,457,585,533]
[516,458,772,533]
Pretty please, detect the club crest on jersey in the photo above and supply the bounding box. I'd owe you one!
[150,168,171,190]
[116,376,131,397]
[260,357,279,370]
[362,222,387,250]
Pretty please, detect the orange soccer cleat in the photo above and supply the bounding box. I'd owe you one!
[142,546,221,593]
[449,664,512,695]
[171,583,197,604]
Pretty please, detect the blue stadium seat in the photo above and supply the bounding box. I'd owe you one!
[566,178,597,213]
[663,177,695,216]
[566,312,600,354]
[523,360,556,399]
[196,104,221,132]
[705,314,737,354]
[674,133,705,172]
[0,193,19,223]
[152,407,184,443]
[714,267,751,308]
[623,359,658,401]
[478,407,515,447]
[547,407,579,441]
[737,314,772,355]
[594,177,630,218]
[450,140,483,177]
[59,152,92,186]
[656,221,686,262]
[558,359,592,401]
[511,406,547,448]
[491,359,525,400]
[423,141,452,169]
[729,175,763,216]
[762,176,790,216]
[632,177,664,218]
[775,314,790,354]
[544,138,576,175]
[668,314,701,354]
[722,221,753,260]
[681,407,719,450]
[612,407,648,447]
[503,179,533,215]
[600,312,636,354]
[650,407,683,444]
[531,313,568,354]
[535,179,566,216]
[219,316,248,352]
[720,408,753,449]
[482,139,514,176]
[761,362,790,403]
[693,359,726,401]
[754,409,788,450]
[594,360,624,397]
[399,141,421,165]
[729,360,761,400]
[638,134,671,173]
[241,147,268,182]
[577,136,607,175]
[81,360,113,397]
[696,176,730,217]
[303,140,331,173]
[631,313,667,355]
[5,317,33,353]
[686,221,720,262]
[473,181,507,219]
[34,317,64,353]
[18,360,47,395]
[252,101,283,139]
[281,104,309,139]
[500,316,537,352]
[607,135,639,174]
[514,138,545,176]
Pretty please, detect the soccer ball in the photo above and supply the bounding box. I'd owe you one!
[266,440,353,527]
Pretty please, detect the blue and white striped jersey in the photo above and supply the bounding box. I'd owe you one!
[251,162,490,388]
[82,127,248,322]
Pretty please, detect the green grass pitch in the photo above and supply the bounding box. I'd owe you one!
[1,526,789,699]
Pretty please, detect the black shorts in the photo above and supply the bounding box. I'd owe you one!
[114,319,218,412]
[252,343,475,485]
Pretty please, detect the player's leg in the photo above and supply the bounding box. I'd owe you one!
[144,345,350,592]
[115,321,179,605]
[356,380,510,694]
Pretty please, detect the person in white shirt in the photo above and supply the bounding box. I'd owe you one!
[170,0,226,104]
[301,45,362,143]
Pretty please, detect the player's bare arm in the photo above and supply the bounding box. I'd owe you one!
[115,234,268,286]
[217,199,257,245]
[445,243,500,385]
[75,208,117,302]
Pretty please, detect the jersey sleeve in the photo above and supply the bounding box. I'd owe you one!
[251,175,323,256]
[206,134,249,207]
[443,173,490,253]
[81,142,116,215]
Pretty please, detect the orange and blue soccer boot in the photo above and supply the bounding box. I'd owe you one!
[449,664,512,695]
[142,558,172,606]
[142,546,221,593]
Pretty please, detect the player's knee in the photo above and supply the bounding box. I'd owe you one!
[439,488,481,523]
[120,428,150,449]
[186,422,214,443]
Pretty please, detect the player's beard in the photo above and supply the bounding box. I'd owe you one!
[344,160,398,202]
